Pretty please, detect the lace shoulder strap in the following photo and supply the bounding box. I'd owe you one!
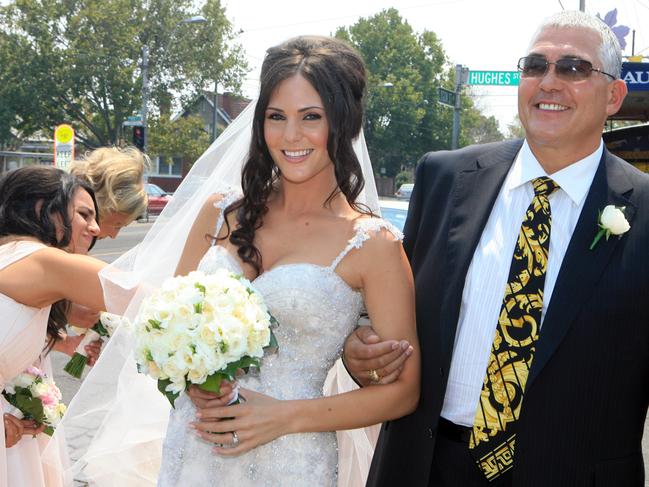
[211,190,242,245]
[329,217,404,270]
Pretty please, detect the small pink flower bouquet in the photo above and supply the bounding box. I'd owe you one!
[2,366,67,436]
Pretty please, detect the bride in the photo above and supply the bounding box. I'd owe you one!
[53,35,420,486]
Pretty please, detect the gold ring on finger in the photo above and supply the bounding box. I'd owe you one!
[368,369,380,383]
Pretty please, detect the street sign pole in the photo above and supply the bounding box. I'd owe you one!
[141,45,149,153]
[452,64,468,150]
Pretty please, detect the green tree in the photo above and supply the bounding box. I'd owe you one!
[336,9,502,176]
[336,9,450,177]
[0,0,247,149]
[147,114,210,168]
[507,114,526,139]
[461,111,504,145]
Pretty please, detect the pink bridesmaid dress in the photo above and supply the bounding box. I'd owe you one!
[0,241,65,487]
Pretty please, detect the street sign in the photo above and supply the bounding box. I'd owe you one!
[127,115,142,121]
[54,124,75,170]
[622,62,649,92]
[467,71,520,86]
[122,120,144,127]
[438,87,456,107]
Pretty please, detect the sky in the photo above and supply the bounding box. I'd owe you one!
[222,0,649,133]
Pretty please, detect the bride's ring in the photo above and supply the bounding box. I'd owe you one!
[231,431,239,447]
[368,369,380,383]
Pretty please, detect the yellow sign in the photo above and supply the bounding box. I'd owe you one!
[55,124,74,144]
[54,124,75,170]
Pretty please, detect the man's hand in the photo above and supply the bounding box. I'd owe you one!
[343,326,413,387]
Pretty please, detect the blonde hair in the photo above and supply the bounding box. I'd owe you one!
[70,146,149,221]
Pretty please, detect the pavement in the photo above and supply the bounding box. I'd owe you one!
[52,220,649,484]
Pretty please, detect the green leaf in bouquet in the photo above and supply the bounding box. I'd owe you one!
[14,387,46,424]
[148,319,162,330]
[93,319,109,337]
[194,283,206,296]
[236,356,260,374]
[269,315,280,328]
[194,302,203,314]
[43,426,54,436]
[199,372,225,395]
[265,329,279,354]
[157,379,180,408]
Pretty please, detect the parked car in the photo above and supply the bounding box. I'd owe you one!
[143,183,171,218]
[379,198,409,231]
[395,183,414,200]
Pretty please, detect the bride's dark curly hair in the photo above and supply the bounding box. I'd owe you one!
[224,36,369,275]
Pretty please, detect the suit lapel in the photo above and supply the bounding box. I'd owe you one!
[527,151,636,387]
[439,140,523,360]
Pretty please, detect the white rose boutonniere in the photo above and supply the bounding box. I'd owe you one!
[589,205,630,250]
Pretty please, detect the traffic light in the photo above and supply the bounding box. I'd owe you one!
[133,125,145,150]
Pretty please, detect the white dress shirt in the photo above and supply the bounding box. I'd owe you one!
[440,139,603,427]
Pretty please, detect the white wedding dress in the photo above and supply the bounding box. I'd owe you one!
[157,194,401,486]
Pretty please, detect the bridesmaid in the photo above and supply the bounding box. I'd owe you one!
[56,146,149,354]
[0,166,107,487]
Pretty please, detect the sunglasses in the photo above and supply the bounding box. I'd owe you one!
[517,56,616,81]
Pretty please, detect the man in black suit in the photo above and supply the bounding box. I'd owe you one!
[344,10,648,486]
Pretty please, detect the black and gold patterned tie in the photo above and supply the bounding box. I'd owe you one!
[469,176,559,481]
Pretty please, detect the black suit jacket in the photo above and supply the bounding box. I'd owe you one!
[367,140,649,487]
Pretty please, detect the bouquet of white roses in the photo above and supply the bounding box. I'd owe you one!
[133,269,278,407]
[2,366,67,436]
[64,312,126,378]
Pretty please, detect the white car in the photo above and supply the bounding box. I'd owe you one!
[395,183,414,200]
[379,198,409,231]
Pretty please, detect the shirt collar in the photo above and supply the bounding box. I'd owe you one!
[506,139,603,206]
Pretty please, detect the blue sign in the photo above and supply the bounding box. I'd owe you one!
[621,62,649,92]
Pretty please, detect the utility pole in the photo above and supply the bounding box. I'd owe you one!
[140,45,150,152]
[138,15,207,153]
[211,81,218,142]
[452,64,468,150]
[579,0,585,12]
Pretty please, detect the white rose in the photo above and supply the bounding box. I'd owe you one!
[31,382,50,398]
[99,312,124,334]
[165,378,186,395]
[12,373,34,389]
[161,359,186,382]
[600,205,630,235]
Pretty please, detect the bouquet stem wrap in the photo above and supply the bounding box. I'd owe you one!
[64,313,122,378]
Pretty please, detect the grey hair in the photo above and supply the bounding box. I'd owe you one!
[528,10,622,79]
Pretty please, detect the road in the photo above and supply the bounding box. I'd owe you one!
[52,219,649,484]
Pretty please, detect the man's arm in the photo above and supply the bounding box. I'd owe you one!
[342,156,428,386]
